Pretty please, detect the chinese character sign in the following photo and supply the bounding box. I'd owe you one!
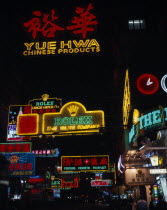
[91,179,112,187]
[22,4,100,56]
[66,3,98,39]
[4,153,35,176]
[24,4,98,39]
[61,155,109,172]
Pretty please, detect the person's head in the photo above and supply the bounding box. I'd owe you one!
[158,194,163,201]
[139,195,145,200]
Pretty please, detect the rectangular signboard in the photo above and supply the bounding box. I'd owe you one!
[91,179,112,187]
[61,155,109,172]
[4,153,35,176]
[42,101,104,135]
[150,169,167,174]
[29,96,62,114]
[7,105,32,141]
[0,142,32,153]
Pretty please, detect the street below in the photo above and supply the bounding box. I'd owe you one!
[8,199,113,210]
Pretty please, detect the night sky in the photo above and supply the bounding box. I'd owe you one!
[1,0,167,144]
[2,0,116,108]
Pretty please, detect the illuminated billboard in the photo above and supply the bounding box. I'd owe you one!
[17,114,39,135]
[61,155,109,172]
[0,142,32,153]
[7,105,31,141]
[29,94,62,114]
[22,3,100,56]
[4,153,35,177]
[91,179,112,187]
[42,101,105,135]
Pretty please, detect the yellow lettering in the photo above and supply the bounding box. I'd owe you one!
[48,41,57,49]
[28,51,34,55]
[73,39,90,47]
[35,42,46,50]
[60,126,67,130]
[36,50,42,55]
[42,50,46,55]
[24,43,34,50]
[60,41,72,48]
[87,39,100,47]
[23,51,28,56]
[58,49,63,54]
[86,48,90,52]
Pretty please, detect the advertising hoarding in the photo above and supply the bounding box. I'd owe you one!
[4,153,35,176]
[61,155,109,172]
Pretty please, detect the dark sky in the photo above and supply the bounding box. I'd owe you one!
[1,0,167,112]
[0,0,167,157]
[1,0,119,109]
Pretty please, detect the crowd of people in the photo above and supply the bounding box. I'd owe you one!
[109,195,167,210]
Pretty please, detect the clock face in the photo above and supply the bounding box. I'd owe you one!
[136,74,159,95]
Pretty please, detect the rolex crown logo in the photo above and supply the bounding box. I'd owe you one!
[68,105,79,116]
[9,155,20,163]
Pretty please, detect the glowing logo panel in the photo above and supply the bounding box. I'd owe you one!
[136,74,159,95]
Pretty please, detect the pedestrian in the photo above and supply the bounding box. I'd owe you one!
[120,199,132,210]
[149,200,155,210]
[132,199,137,210]
[155,195,167,210]
[136,196,148,210]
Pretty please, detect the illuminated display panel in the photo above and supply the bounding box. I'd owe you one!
[28,176,44,183]
[17,114,39,135]
[29,94,62,114]
[61,155,109,172]
[51,178,62,188]
[32,148,59,157]
[136,74,159,95]
[0,142,32,153]
[42,101,105,135]
[91,179,112,187]
[123,69,131,129]
[4,153,35,177]
[61,181,78,189]
[22,4,100,56]
[128,106,167,143]
[7,105,32,141]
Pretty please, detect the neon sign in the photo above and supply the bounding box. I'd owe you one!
[29,94,62,114]
[61,155,109,172]
[129,106,167,143]
[51,178,62,188]
[23,4,100,56]
[136,73,167,94]
[136,74,159,95]
[4,153,35,176]
[123,69,131,128]
[7,105,31,141]
[23,39,100,56]
[0,142,32,153]
[32,148,59,157]
[24,4,97,39]
[161,74,167,92]
[91,179,112,187]
[17,114,39,135]
[42,101,105,134]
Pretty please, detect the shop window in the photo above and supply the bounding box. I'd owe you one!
[128,19,146,30]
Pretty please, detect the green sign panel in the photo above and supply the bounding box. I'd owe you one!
[42,101,105,134]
